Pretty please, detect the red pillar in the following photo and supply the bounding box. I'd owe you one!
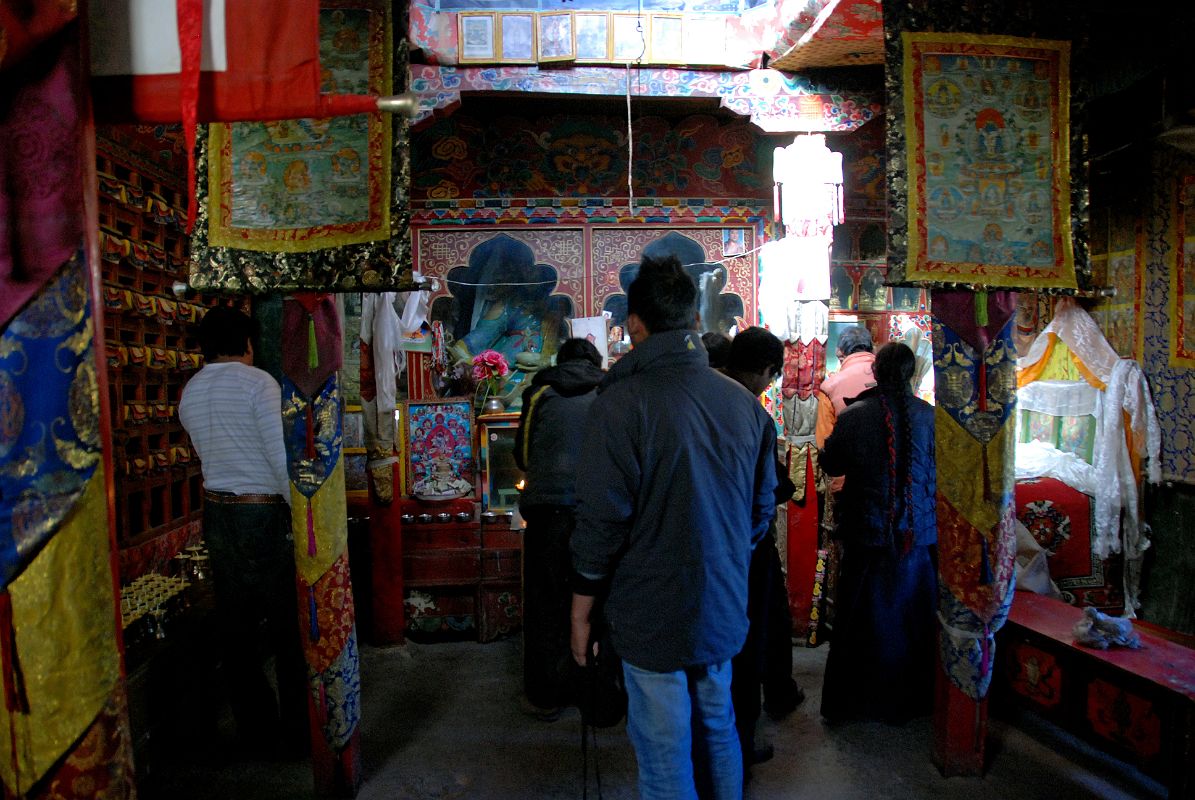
[367,463,405,644]
[931,647,988,775]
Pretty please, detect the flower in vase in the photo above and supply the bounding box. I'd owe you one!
[471,349,510,400]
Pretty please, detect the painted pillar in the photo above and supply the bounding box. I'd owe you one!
[281,294,363,796]
[0,22,136,798]
[929,290,1020,775]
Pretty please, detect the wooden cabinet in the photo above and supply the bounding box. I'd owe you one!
[399,498,523,641]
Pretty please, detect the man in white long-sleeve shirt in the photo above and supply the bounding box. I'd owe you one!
[179,306,306,758]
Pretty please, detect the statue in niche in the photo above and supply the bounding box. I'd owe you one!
[432,234,571,404]
[601,231,745,336]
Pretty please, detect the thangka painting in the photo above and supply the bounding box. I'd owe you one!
[901,33,1076,290]
[1171,174,1195,368]
[405,399,475,499]
[1091,206,1144,359]
[192,0,414,294]
[208,1,389,252]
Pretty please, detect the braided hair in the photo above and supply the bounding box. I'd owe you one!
[873,343,917,556]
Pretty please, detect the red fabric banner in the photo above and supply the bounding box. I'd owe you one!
[89,0,377,123]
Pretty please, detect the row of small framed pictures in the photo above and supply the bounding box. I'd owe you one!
[459,11,725,66]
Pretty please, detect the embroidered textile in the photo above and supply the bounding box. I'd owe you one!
[308,627,362,751]
[282,294,344,399]
[937,581,1013,701]
[282,377,343,498]
[0,473,120,793]
[0,33,85,328]
[301,552,357,674]
[291,460,349,586]
[781,339,826,400]
[0,259,100,591]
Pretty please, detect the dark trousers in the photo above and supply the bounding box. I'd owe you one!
[521,504,576,709]
[204,501,307,750]
[731,524,794,756]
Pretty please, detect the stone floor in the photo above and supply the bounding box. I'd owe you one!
[142,637,1166,800]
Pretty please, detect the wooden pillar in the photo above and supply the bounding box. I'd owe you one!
[368,463,406,644]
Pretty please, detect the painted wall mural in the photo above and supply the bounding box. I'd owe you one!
[413,111,773,202]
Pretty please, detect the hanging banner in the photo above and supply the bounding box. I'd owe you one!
[902,33,1076,290]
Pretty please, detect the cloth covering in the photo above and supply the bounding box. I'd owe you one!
[1016,299,1162,615]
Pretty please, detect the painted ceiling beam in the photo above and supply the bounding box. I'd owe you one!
[409,64,881,132]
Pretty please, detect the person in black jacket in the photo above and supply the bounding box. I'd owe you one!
[721,327,805,772]
[514,337,604,713]
[818,342,938,724]
[570,256,777,800]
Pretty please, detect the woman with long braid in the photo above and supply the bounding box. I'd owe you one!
[818,342,938,723]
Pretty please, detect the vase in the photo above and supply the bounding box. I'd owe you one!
[481,396,506,415]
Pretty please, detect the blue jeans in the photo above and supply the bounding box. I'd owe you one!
[622,659,742,800]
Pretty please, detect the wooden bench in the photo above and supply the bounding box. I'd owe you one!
[997,590,1195,798]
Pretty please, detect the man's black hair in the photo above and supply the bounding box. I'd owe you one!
[557,337,603,368]
[726,326,783,377]
[197,306,257,361]
[702,332,732,369]
[626,255,698,334]
[837,325,874,357]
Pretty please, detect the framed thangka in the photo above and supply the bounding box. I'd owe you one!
[537,12,575,63]
[574,13,610,62]
[459,12,497,63]
[499,13,536,64]
[901,33,1075,290]
[405,398,475,499]
[1172,174,1195,368]
[193,0,412,293]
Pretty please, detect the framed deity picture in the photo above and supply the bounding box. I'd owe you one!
[612,13,645,63]
[648,14,683,65]
[459,13,497,63]
[404,398,475,499]
[342,405,365,450]
[479,418,523,512]
[537,12,575,63]
[344,452,369,493]
[499,13,536,63]
[574,12,610,62]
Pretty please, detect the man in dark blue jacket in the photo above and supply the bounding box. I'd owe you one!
[570,256,777,800]
[514,337,604,714]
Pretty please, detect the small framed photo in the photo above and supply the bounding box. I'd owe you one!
[612,13,645,63]
[648,15,683,65]
[405,398,475,499]
[684,16,725,66]
[499,13,536,64]
[458,12,497,63]
[574,12,610,62]
[537,12,575,63]
[343,405,365,450]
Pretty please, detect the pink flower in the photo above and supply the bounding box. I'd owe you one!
[471,349,510,387]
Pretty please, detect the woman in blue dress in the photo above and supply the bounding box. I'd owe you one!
[818,342,938,723]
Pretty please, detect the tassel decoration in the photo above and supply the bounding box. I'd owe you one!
[307,316,319,370]
[308,585,320,642]
[306,498,317,557]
